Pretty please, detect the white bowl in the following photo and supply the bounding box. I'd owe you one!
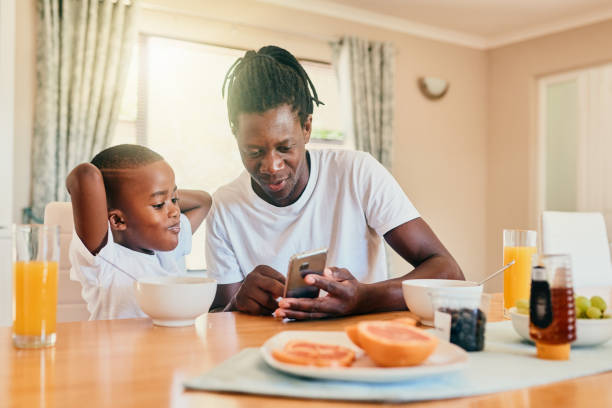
[134,276,217,327]
[509,308,612,346]
[401,279,483,325]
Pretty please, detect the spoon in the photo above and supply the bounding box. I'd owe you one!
[477,260,516,286]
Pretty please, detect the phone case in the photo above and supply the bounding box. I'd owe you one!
[284,248,328,298]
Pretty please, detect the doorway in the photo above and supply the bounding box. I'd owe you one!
[538,63,612,239]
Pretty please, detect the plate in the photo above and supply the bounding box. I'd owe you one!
[260,330,468,383]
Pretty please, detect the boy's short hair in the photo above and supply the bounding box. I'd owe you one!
[91,144,164,208]
[222,45,324,134]
[91,144,163,170]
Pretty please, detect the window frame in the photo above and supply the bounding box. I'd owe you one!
[129,34,346,147]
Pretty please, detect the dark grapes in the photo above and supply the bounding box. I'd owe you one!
[439,307,486,351]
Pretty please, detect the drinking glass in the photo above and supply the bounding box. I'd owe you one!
[503,229,537,317]
[12,224,59,348]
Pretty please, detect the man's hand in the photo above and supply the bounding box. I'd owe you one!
[227,265,286,315]
[274,267,366,320]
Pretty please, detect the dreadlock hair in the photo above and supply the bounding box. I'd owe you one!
[90,144,164,208]
[222,45,324,134]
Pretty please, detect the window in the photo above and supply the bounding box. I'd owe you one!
[113,36,347,269]
[299,60,345,147]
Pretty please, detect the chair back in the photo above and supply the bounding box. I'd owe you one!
[44,202,89,322]
[541,211,612,301]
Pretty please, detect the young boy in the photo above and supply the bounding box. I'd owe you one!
[67,144,211,320]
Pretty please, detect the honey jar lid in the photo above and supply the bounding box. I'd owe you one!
[535,342,570,360]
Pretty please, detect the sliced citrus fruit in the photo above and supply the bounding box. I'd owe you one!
[344,317,416,349]
[349,320,438,367]
[272,340,355,367]
[393,317,418,326]
[344,324,361,347]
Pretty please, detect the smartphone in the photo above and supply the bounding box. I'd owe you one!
[283,248,328,298]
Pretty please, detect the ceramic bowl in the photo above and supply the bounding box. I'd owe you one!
[509,307,612,346]
[401,279,483,325]
[134,276,217,327]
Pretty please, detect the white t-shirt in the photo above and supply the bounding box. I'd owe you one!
[69,213,192,320]
[205,149,419,284]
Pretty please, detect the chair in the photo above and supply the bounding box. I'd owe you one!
[541,211,612,300]
[44,202,90,322]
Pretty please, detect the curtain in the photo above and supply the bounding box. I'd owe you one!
[31,0,138,219]
[331,36,395,169]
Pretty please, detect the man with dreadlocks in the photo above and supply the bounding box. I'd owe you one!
[207,45,464,319]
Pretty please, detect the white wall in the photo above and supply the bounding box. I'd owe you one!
[1,0,16,327]
[13,0,35,224]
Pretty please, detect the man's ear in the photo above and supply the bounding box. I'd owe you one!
[108,209,127,231]
[302,114,312,145]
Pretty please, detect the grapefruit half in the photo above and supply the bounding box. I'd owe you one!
[345,317,417,349]
[348,320,438,367]
[345,324,362,347]
[393,317,418,327]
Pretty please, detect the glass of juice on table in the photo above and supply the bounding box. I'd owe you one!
[503,229,537,318]
[12,224,59,348]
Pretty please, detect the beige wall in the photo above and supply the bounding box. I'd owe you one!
[486,20,612,291]
[13,0,490,281]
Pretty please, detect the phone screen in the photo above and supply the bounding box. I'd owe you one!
[284,248,327,298]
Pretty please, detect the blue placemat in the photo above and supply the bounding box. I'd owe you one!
[183,322,612,402]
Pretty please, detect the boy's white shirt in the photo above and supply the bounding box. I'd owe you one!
[69,213,192,320]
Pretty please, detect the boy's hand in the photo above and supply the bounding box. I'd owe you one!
[66,163,109,255]
[177,189,212,233]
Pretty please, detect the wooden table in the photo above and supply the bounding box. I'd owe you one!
[2,293,611,407]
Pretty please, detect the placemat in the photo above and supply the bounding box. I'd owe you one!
[183,321,612,402]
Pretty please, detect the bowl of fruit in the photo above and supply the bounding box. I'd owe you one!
[509,296,612,346]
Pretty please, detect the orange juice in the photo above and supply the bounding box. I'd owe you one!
[503,246,536,310]
[13,261,58,336]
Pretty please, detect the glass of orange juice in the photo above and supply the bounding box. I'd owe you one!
[503,229,537,317]
[12,224,59,348]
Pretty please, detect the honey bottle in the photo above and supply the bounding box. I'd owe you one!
[529,254,576,360]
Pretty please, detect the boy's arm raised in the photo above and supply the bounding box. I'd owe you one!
[66,163,109,255]
[177,189,212,234]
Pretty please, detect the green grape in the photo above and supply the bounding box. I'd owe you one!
[590,296,607,312]
[515,299,529,310]
[586,306,602,319]
[517,307,529,315]
[575,306,586,319]
[575,296,591,313]
[603,314,611,319]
